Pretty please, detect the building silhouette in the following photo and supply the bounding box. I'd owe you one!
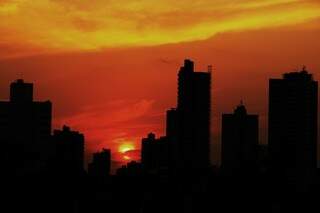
[0,79,52,176]
[176,59,211,171]
[221,103,259,175]
[141,133,169,174]
[2,64,320,213]
[88,148,111,177]
[53,125,85,174]
[166,108,179,171]
[268,68,318,187]
[166,109,178,139]
[116,161,143,177]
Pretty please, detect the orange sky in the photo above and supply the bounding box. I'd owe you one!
[0,0,320,170]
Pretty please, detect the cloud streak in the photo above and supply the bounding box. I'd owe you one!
[54,99,160,155]
[0,0,319,57]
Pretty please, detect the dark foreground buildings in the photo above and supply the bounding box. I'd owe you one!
[268,68,318,188]
[0,79,52,176]
[140,59,211,174]
[176,60,211,171]
[53,125,85,174]
[88,148,111,177]
[221,103,259,175]
[141,133,169,174]
[2,63,320,213]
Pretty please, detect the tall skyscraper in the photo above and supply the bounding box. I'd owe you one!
[176,59,211,171]
[166,108,178,170]
[221,103,259,175]
[0,79,52,176]
[166,108,178,140]
[268,69,318,186]
[88,149,111,177]
[53,125,85,174]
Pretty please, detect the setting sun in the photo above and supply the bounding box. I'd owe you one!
[118,143,135,154]
[123,155,131,161]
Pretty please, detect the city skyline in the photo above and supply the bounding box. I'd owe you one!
[1,60,319,213]
[1,65,320,172]
[2,1,320,212]
[1,62,318,172]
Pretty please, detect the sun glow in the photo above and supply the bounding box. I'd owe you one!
[118,143,135,154]
[123,155,131,161]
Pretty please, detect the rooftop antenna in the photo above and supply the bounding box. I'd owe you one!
[302,65,307,72]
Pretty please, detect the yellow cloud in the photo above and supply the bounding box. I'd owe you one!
[0,0,319,55]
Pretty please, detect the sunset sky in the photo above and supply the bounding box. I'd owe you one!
[0,0,320,170]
